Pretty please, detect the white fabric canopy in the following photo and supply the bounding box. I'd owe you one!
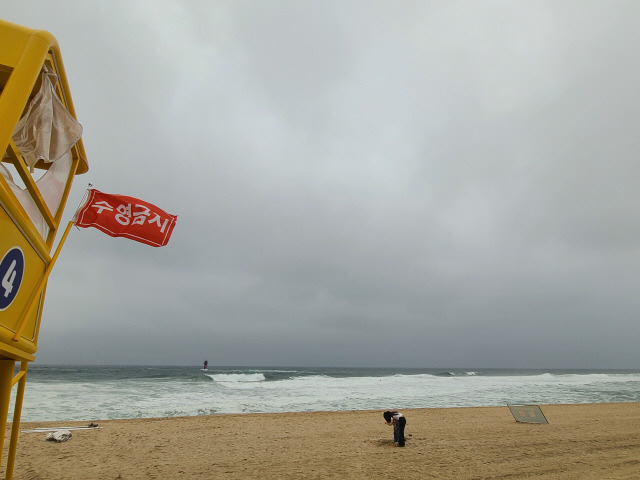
[0,150,72,239]
[12,65,82,171]
[1,65,82,240]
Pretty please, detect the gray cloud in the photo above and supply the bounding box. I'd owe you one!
[4,1,640,368]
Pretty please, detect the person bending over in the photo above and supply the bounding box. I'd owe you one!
[383,411,406,447]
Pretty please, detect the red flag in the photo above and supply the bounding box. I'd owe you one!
[74,189,177,247]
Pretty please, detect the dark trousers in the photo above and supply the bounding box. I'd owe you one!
[394,417,406,446]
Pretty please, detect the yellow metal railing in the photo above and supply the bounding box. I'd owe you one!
[0,18,88,479]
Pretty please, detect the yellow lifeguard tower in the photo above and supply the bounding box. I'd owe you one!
[0,18,88,478]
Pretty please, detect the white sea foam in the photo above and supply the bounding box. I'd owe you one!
[207,373,266,383]
[11,368,640,422]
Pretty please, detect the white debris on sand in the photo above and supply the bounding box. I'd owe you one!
[44,430,72,442]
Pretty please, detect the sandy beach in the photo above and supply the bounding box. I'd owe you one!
[5,403,640,479]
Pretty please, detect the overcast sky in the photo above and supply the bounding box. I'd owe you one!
[3,1,640,368]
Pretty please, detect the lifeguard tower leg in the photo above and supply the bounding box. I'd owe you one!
[0,360,16,474]
[5,362,28,479]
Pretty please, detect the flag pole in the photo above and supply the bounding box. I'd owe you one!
[12,220,75,342]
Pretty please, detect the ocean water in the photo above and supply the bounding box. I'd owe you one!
[10,365,640,422]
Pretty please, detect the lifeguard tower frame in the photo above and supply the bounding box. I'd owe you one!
[0,19,88,478]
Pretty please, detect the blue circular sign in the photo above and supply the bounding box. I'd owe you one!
[0,247,25,311]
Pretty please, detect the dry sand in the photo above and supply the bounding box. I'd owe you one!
[5,403,640,479]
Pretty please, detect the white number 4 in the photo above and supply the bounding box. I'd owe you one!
[2,260,17,298]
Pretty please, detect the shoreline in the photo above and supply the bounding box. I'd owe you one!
[8,402,640,479]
